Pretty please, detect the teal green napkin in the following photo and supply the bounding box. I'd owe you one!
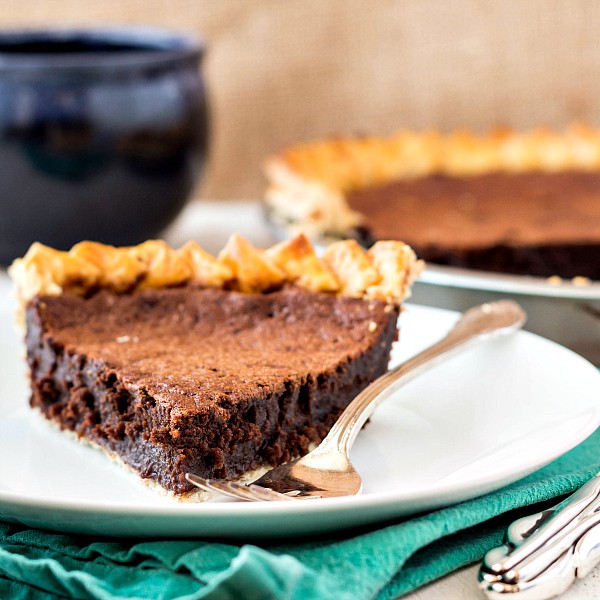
[2,427,600,600]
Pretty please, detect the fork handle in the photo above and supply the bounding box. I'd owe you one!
[317,301,526,456]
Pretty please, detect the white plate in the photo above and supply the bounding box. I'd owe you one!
[1,275,599,539]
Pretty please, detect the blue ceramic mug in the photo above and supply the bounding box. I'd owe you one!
[0,27,208,265]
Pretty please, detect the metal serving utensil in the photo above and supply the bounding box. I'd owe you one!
[479,473,600,600]
[186,300,526,502]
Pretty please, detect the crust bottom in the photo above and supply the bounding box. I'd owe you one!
[33,409,278,503]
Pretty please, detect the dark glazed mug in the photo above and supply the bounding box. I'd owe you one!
[0,27,208,265]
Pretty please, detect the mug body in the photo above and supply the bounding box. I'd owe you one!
[0,27,208,264]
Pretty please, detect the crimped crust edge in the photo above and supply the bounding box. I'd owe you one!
[9,234,423,317]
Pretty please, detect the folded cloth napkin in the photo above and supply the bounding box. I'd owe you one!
[2,428,600,600]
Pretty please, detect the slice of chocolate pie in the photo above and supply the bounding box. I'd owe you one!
[9,234,421,499]
[265,126,600,279]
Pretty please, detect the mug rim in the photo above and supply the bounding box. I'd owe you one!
[0,26,204,73]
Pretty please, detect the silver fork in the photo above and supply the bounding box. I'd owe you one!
[186,300,526,502]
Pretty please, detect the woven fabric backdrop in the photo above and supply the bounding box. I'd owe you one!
[1,0,600,198]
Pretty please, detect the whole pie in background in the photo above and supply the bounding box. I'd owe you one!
[264,125,600,280]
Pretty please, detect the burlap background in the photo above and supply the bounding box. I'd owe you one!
[1,0,600,198]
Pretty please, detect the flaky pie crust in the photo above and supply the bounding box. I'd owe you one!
[264,124,600,239]
[9,234,423,316]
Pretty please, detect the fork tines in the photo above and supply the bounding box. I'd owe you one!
[185,473,297,502]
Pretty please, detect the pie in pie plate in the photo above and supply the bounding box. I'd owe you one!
[9,234,421,499]
[264,125,600,281]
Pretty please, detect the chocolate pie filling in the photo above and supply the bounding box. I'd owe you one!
[26,286,399,495]
[347,171,600,278]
